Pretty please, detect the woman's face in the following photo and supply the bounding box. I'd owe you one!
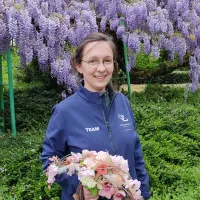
[76,41,114,92]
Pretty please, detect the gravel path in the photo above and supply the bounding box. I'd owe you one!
[120,83,187,92]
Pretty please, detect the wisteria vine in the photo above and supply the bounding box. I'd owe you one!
[0,0,200,92]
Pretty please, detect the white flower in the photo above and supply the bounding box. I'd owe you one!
[111,155,129,172]
[111,155,123,166]
[96,151,109,160]
[74,163,80,171]
[97,183,103,190]
[78,167,95,181]
[81,176,97,188]
[119,159,129,173]
[57,166,68,174]
[126,179,141,190]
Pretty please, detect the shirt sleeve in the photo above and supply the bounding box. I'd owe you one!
[40,105,79,195]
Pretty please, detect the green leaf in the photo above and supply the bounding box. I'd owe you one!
[79,160,84,167]
[86,187,98,196]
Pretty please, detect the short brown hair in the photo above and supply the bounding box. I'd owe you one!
[70,32,118,69]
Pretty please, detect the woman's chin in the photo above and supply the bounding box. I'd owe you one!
[94,83,109,92]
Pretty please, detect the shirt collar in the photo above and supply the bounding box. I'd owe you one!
[77,81,115,104]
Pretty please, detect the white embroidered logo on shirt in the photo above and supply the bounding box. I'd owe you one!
[118,114,128,122]
[85,127,100,132]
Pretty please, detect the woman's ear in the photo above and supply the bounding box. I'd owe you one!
[76,64,83,74]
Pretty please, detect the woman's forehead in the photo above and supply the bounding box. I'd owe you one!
[83,41,113,58]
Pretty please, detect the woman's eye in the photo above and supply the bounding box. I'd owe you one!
[89,60,97,64]
[104,60,112,63]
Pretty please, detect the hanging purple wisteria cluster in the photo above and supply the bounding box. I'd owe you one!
[0,0,200,92]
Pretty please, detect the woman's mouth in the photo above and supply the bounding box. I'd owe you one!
[94,75,107,80]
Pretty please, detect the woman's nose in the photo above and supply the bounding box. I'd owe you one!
[96,61,106,72]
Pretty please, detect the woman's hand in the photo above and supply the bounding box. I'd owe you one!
[83,186,99,200]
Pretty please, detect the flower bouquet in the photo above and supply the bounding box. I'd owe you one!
[46,150,143,200]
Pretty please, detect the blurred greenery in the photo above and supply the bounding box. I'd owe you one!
[136,52,160,70]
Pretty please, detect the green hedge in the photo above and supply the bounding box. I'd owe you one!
[0,129,61,200]
[4,83,59,132]
[1,84,61,199]
[131,85,200,199]
[131,72,190,84]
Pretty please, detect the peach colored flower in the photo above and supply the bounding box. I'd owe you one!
[95,164,109,177]
[83,157,96,168]
[82,150,97,157]
[64,156,72,165]
[71,152,82,163]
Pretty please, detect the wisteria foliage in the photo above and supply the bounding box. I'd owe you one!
[0,0,200,92]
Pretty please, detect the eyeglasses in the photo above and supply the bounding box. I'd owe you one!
[81,58,115,69]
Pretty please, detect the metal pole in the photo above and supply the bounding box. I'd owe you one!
[7,50,16,137]
[120,21,131,99]
[0,55,5,133]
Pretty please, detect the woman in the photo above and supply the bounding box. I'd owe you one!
[40,32,150,200]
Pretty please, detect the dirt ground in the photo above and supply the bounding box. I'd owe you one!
[120,83,187,92]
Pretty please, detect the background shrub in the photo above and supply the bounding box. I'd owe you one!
[131,85,200,199]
